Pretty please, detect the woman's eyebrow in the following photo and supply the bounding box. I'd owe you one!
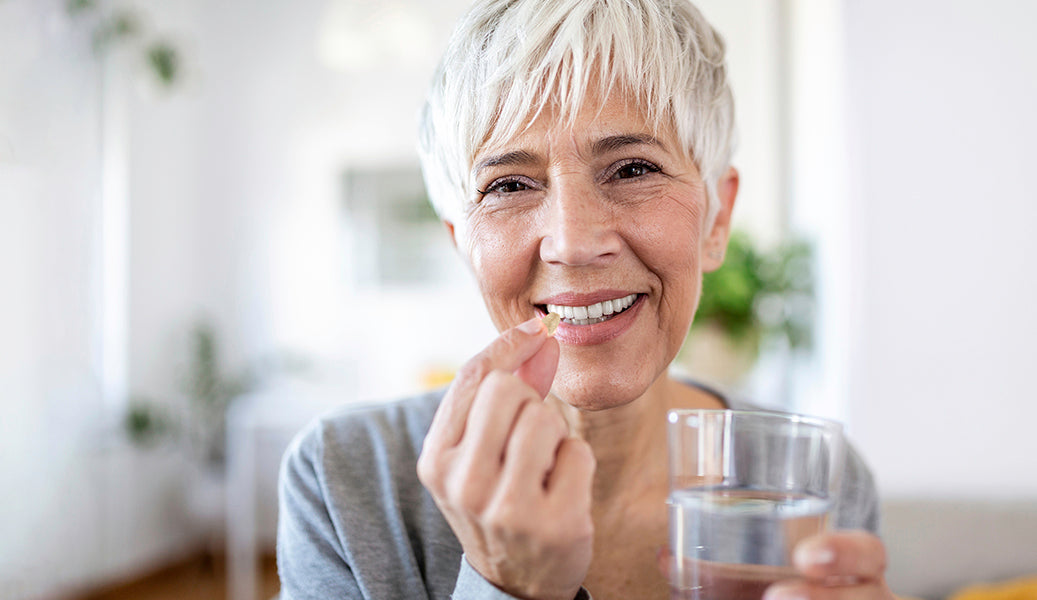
[473,134,663,175]
[474,150,540,174]
[592,134,664,155]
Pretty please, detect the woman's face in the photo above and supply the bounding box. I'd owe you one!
[455,92,736,410]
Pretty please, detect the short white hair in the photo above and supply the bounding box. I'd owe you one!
[418,0,735,238]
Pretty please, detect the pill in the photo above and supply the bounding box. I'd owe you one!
[542,312,560,336]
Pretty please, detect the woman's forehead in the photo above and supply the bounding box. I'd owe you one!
[473,90,679,164]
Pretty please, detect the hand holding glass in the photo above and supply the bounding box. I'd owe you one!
[666,410,845,600]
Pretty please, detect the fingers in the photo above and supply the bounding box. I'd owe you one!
[413,316,589,600]
[499,401,569,492]
[792,531,887,581]
[763,531,895,600]
[656,545,673,582]
[546,436,596,507]
[544,436,596,545]
[514,336,560,399]
[425,317,551,450]
[459,371,543,490]
[765,579,892,600]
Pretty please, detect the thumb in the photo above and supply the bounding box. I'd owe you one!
[656,545,673,582]
[514,336,559,399]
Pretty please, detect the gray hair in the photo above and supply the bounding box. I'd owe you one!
[418,0,735,238]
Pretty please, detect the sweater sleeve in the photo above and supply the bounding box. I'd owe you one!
[834,442,881,534]
[277,425,365,599]
[453,556,593,600]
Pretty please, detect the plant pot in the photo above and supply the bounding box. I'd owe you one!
[676,322,759,389]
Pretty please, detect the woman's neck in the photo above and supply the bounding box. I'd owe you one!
[547,374,725,506]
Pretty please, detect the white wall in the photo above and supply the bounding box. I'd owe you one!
[783,0,858,424]
[180,0,490,400]
[695,0,784,245]
[836,0,1037,498]
[0,3,203,598]
[4,0,483,597]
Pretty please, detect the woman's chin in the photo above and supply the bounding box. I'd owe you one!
[549,356,663,411]
[549,380,646,412]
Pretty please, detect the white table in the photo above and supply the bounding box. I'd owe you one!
[225,380,348,600]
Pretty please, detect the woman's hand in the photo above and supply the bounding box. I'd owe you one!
[764,531,898,600]
[417,317,596,600]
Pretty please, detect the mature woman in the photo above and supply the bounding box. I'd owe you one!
[278,1,894,599]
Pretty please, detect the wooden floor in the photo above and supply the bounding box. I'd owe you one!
[73,553,280,600]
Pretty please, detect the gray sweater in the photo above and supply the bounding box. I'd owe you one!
[276,387,879,600]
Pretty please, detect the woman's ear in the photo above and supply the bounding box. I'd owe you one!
[702,167,739,273]
[443,220,458,249]
[444,220,476,269]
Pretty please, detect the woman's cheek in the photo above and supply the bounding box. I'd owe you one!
[463,215,501,272]
[465,206,536,267]
[465,214,537,329]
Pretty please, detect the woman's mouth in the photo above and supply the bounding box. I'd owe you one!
[542,293,640,326]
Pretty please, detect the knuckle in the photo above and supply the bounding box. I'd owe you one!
[546,407,568,436]
[566,437,596,467]
[497,327,525,353]
[479,368,511,391]
[563,515,595,543]
[443,454,499,513]
[520,402,547,424]
[542,513,592,549]
[457,355,493,383]
[415,451,446,493]
[869,534,888,572]
[415,453,432,483]
[523,402,563,433]
[479,371,534,409]
[576,515,595,539]
[447,476,488,514]
[460,330,526,384]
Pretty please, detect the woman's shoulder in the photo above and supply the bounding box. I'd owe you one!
[279,386,454,540]
[278,387,464,598]
[318,388,445,441]
[287,387,447,470]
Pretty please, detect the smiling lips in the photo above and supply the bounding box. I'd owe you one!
[545,293,639,326]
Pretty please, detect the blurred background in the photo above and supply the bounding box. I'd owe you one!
[1,1,1035,599]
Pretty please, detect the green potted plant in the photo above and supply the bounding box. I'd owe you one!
[678,230,815,386]
[65,0,183,88]
[123,321,250,468]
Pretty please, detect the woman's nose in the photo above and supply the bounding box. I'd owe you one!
[538,180,622,266]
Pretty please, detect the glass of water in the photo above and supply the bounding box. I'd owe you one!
[666,409,845,600]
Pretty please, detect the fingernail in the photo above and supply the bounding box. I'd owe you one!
[763,588,806,600]
[517,317,545,335]
[795,542,835,567]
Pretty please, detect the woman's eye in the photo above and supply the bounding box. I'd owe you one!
[481,178,533,196]
[493,180,529,193]
[612,161,660,180]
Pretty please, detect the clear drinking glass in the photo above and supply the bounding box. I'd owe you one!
[666,409,845,600]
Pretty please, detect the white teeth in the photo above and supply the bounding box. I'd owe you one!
[545,293,638,325]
